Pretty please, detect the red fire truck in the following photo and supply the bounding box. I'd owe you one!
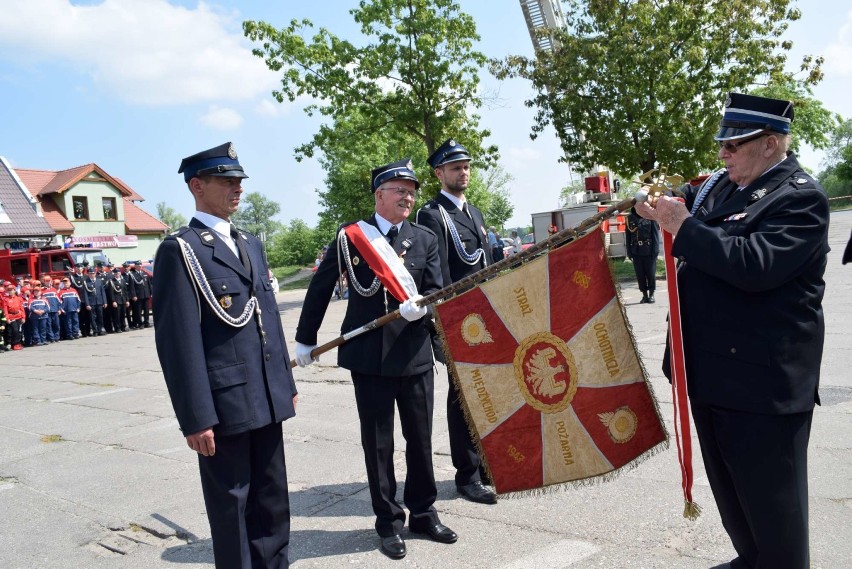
[0,246,108,283]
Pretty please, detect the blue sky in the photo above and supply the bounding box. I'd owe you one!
[1,0,850,228]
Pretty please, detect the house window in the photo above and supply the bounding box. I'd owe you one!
[102,197,117,220]
[72,196,89,220]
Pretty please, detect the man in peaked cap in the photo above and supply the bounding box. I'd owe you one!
[637,93,829,569]
[415,138,497,505]
[154,142,297,569]
[296,158,457,559]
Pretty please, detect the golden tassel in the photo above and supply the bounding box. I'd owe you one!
[683,500,702,521]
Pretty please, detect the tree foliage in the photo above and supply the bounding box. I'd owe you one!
[155,202,187,232]
[231,192,283,243]
[267,219,328,267]
[244,0,497,167]
[492,0,824,178]
[751,77,839,154]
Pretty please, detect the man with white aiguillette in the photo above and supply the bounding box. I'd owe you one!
[295,159,457,560]
[415,138,497,505]
[637,93,829,569]
[154,142,298,569]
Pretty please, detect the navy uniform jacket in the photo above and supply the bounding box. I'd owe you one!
[154,218,297,437]
[129,270,151,299]
[106,275,128,305]
[415,192,489,286]
[68,273,89,306]
[84,275,106,306]
[295,217,443,377]
[665,154,829,414]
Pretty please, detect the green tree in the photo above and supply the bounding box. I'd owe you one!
[267,219,317,267]
[752,77,839,154]
[155,202,187,232]
[492,0,824,177]
[243,0,498,184]
[231,192,283,245]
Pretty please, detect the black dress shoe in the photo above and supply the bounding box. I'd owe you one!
[410,523,458,544]
[457,481,498,504]
[379,535,406,559]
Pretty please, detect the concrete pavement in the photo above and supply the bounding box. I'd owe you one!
[1,211,850,568]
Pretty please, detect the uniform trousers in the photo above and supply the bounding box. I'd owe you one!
[91,304,105,334]
[692,402,812,569]
[198,421,290,569]
[352,370,439,537]
[80,307,92,336]
[631,255,656,294]
[47,312,60,341]
[7,320,23,346]
[109,304,126,332]
[447,380,484,486]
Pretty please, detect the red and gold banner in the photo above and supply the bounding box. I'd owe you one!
[434,230,667,494]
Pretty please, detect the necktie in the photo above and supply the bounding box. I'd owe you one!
[386,225,399,245]
[462,202,472,219]
[230,224,252,274]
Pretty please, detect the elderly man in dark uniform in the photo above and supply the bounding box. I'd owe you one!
[68,263,91,337]
[154,142,298,569]
[637,93,830,569]
[105,267,128,333]
[295,159,456,560]
[415,138,497,505]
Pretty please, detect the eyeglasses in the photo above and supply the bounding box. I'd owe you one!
[718,133,768,154]
[380,187,419,199]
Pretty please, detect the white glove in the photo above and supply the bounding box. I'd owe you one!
[399,295,428,322]
[295,342,318,367]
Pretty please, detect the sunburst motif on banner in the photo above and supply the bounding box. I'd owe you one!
[434,231,667,494]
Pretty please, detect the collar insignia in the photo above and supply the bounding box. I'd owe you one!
[401,239,412,249]
[200,231,214,243]
[749,188,767,202]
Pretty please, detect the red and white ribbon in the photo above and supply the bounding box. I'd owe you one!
[343,221,417,303]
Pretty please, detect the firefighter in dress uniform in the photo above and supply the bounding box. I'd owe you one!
[415,138,498,505]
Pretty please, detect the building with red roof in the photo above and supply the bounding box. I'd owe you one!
[11,161,168,262]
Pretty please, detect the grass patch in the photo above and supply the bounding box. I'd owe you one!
[610,258,666,282]
[271,266,304,280]
[41,434,64,443]
[280,274,314,291]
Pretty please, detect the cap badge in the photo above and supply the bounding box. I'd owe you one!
[449,139,456,147]
[724,95,732,107]
[227,144,238,159]
[406,160,413,170]
[218,295,233,309]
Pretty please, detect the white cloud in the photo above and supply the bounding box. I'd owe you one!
[0,0,278,105]
[256,99,282,118]
[200,105,243,130]
[824,10,852,76]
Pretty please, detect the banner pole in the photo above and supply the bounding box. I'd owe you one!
[292,193,644,367]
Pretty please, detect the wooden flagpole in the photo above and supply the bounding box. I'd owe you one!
[290,191,648,367]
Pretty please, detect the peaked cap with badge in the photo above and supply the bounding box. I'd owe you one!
[371,158,419,191]
[427,138,472,168]
[715,92,794,141]
[178,142,248,182]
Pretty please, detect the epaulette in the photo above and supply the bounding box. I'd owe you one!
[166,226,191,239]
[409,221,437,239]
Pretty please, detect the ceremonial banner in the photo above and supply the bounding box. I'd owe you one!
[434,230,667,494]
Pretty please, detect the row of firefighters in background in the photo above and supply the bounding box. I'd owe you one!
[0,266,152,351]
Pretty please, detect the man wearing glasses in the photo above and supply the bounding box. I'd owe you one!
[637,93,829,569]
[296,159,457,559]
[415,138,498,506]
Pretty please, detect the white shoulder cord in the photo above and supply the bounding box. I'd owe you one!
[176,237,258,327]
[437,205,485,266]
